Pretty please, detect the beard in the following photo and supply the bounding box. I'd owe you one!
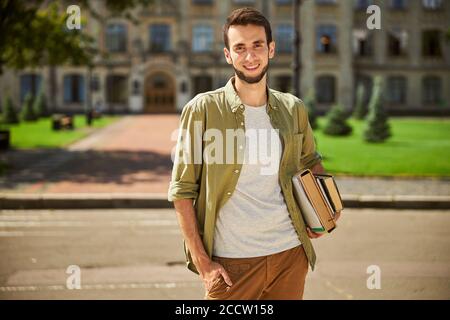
[233,61,269,84]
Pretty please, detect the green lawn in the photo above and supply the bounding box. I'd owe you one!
[314,117,450,177]
[3,115,119,149]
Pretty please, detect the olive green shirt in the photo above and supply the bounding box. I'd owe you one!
[168,77,323,274]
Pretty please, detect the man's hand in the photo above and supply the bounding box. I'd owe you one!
[198,260,233,292]
[307,209,343,239]
[306,227,324,239]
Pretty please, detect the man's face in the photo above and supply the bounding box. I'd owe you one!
[224,24,275,84]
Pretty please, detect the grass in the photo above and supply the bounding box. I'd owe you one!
[2,115,449,177]
[314,117,450,177]
[2,115,119,149]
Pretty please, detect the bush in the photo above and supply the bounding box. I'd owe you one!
[353,84,366,120]
[21,93,37,122]
[1,96,19,124]
[363,76,391,143]
[33,90,48,118]
[323,104,352,136]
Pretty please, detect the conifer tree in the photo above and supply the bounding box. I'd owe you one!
[363,77,391,143]
[1,96,19,124]
[21,93,37,122]
[323,104,352,136]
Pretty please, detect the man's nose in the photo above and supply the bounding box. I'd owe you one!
[245,50,257,62]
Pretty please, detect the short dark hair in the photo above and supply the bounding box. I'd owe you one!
[223,7,272,50]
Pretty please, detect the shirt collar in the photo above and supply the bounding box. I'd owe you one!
[224,76,278,113]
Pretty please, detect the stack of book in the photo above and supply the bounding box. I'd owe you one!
[291,169,343,234]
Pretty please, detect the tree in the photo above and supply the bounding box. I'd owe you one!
[0,0,155,111]
[33,88,48,118]
[21,93,37,122]
[363,77,391,143]
[323,104,352,136]
[353,84,366,120]
[1,96,19,124]
[0,0,155,73]
[303,89,318,129]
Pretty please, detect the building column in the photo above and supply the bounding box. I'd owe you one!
[300,0,315,98]
[373,0,387,66]
[338,0,354,110]
[176,0,191,112]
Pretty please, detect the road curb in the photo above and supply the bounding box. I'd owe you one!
[1,193,450,210]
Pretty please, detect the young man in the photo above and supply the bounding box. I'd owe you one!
[168,7,341,300]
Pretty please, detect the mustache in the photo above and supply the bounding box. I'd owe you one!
[233,62,269,84]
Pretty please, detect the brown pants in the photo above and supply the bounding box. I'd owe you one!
[205,245,309,300]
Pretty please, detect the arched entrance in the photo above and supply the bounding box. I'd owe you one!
[144,72,176,113]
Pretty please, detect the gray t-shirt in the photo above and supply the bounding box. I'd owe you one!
[213,104,301,258]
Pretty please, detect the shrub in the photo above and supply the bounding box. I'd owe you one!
[323,104,352,136]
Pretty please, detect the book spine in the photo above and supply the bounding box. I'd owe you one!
[300,171,336,232]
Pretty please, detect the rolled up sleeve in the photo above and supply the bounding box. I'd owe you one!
[298,101,323,170]
[167,103,205,202]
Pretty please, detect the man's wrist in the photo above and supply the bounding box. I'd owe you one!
[193,254,211,271]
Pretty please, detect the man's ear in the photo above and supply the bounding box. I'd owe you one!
[224,47,233,64]
[268,41,275,59]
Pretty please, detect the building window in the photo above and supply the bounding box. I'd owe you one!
[150,24,171,53]
[316,25,337,54]
[90,75,100,92]
[353,29,373,57]
[355,0,373,10]
[63,74,85,103]
[106,75,128,104]
[316,75,336,103]
[233,0,255,4]
[105,24,127,53]
[276,0,292,4]
[389,0,408,9]
[192,25,214,52]
[422,30,442,57]
[422,76,442,105]
[192,0,213,4]
[388,28,408,56]
[193,75,212,96]
[20,74,42,102]
[316,0,336,4]
[386,76,407,104]
[422,0,442,9]
[275,24,294,53]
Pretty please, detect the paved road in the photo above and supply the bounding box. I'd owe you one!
[0,208,449,300]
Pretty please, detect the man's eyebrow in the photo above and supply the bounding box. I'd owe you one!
[233,40,265,47]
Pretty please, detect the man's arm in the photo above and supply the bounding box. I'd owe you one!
[173,199,233,289]
[173,199,210,270]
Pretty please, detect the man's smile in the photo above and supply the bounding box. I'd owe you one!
[243,64,260,71]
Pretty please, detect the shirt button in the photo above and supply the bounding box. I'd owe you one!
[239,145,243,150]
[240,122,244,126]
[234,169,239,173]
[240,105,244,109]
[227,192,232,195]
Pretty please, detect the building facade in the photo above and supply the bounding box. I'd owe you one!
[1,0,449,114]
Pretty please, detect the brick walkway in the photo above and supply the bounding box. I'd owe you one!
[0,114,449,197]
[0,115,179,194]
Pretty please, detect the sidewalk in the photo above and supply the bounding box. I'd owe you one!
[1,115,449,209]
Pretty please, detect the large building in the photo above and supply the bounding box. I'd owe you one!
[1,0,449,115]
